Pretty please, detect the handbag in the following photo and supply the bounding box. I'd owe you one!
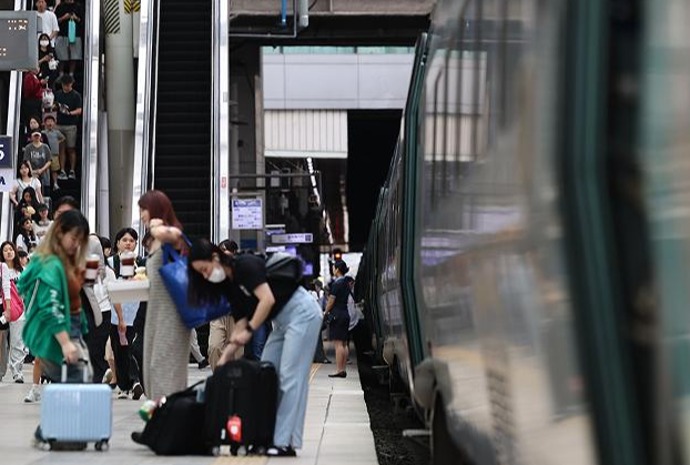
[67,19,76,44]
[0,266,24,322]
[42,87,54,109]
[159,239,231,329]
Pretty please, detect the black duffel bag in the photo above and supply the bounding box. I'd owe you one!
[131,381,208,455]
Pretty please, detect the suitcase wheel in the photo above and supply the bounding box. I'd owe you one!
[95,440,109,452]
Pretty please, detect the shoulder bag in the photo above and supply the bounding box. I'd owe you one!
[0,266,24,322]
[159,238,231,329]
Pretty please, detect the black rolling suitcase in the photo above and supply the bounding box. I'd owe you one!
[204,358,278,456]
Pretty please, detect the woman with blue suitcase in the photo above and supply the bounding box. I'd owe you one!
[18,210,92,443]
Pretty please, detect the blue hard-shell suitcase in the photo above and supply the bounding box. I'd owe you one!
[39,360,112,451]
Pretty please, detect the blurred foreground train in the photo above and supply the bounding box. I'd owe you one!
[360,0,690,464]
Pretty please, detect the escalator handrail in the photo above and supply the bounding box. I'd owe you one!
[0,0,27,244]
[131,0,160,238]
[211,0,230,243]
[81,0,100,230]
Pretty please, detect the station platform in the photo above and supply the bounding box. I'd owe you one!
[0,353,378,465]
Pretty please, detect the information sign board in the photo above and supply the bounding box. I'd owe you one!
[232,198,263,230]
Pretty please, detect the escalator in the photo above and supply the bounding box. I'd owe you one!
[152,0,211,238]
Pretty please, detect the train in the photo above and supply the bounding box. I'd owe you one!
[360,0,690,464]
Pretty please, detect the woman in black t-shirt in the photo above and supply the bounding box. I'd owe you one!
[188,239,322,458]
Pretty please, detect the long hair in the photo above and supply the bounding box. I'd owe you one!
[18,160,33,179]
[34,209,90,274]
[19,186,39,206]
[187,238,233,307]
[15,217,37,245]
[38,33,53,52]
[138,190,182,229]
[0,241,22,272]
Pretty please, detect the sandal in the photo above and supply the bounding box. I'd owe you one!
[266,445,297,457]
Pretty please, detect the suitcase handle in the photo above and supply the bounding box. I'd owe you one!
[61,358,90,383]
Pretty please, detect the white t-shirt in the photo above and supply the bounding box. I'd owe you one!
[37,10,60,41]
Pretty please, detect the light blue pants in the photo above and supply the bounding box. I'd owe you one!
[261,287,322,449]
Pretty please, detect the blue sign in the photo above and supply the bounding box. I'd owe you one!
[0,136,12,169]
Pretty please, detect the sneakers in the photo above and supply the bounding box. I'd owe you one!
[57,170,68,180]
[116,388,129,399]
[14,376,24,384]
[24,386,41,403]
[68,170,76,180]
[131,382,144,401]
[52,182,60,191]
[102,368,113,384]
[266,446,297,457]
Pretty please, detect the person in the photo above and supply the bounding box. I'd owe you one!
[309,279,330,364]
[10,161,43,209]
[324,260,351,378]
[53,194,79,219]
[22,116,50,147]
[0,241,26,384]
[205,238,238,370]
[22,131,52,198]
[21,70,43,129]
[188,239,322,457]
[107,227,145,399]
[18,210,91,412]
[54,0,83,77]
[81,235,110,384]
[42,115,65,191]
[37,33,60,90]
[15,186,42,226]
[17,250,30,269]
[33,204,53,244]
[53,74,82,180]
[15,217,39,254]
[36,0,59,45]
[99,236,112,259]
[138,190,190,400]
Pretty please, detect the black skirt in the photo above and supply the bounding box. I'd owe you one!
[328,311,350,341]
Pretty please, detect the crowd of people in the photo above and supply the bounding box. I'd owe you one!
[20,0,85,201]
[0,188,363,457]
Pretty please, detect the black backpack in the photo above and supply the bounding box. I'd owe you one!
[265,252,303,284]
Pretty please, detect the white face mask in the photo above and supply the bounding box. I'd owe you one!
[40,40,49,47]
[206,264,226,283]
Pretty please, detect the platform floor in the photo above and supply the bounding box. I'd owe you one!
[0,352,378,465]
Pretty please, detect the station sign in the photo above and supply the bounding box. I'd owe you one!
[270,233,313,244]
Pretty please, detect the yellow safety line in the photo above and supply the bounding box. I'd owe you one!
[211,456,267,465]
[309,363,321,384]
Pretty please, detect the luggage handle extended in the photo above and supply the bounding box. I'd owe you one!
[61,357,90,384]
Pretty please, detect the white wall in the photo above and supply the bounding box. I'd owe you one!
[263,52,414,110]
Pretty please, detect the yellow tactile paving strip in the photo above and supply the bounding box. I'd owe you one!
[210,364,322,464]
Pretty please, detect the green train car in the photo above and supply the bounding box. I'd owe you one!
[362,0,690,464]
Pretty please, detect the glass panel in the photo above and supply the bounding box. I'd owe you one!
[356,46,414,54]
[415,0,597,463]
[640,0,690,461]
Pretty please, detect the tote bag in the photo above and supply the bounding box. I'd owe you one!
[0,267,23,322]
[159,242,231,329]
[67,19,76,43]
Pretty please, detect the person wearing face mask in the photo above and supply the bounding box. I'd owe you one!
[187,239,323,457]
[37,34,59,90]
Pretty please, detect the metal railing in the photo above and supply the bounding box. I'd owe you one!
[81,0,101,230]
[0,0,27,243]
[131,0,160,236]
[211,0,230,243]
